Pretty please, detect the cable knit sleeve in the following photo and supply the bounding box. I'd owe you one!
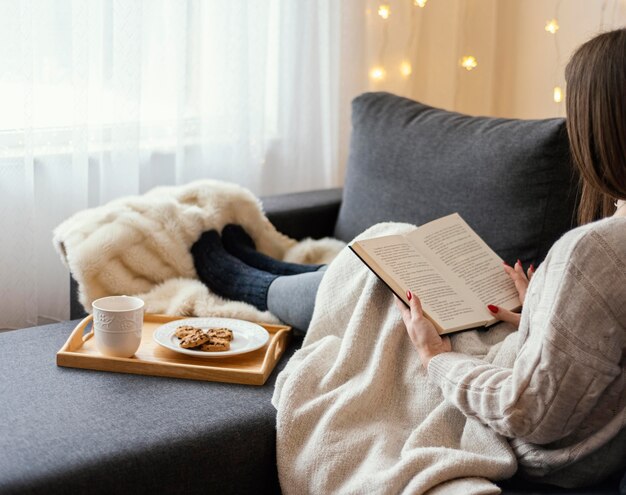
[427,225,625,445]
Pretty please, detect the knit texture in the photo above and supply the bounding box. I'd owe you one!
[222,224,323,275]
[428,216,626,487]
[273,218,626,494]
[273,222,519,495]
[192,230,277,311]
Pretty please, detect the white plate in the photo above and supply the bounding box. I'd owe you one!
[153,317,270,358]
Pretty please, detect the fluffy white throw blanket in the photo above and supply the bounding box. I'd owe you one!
[53,180,345,322]
[272,223,519,495]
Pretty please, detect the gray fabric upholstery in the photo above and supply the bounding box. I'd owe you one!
[498,477,622,495]
[0,320,301,495]
[335,92,579,265]
[262,187,342,241]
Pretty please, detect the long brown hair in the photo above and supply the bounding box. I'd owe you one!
[565,28,626,225]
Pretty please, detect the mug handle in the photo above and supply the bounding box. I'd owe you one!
[65,314,95,349]
[83,318,95,343]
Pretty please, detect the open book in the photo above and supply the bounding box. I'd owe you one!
[350,213,521,335]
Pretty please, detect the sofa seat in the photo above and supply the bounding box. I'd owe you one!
[1,318,621,494]
[58,89,624,493]
[0,320,300,495]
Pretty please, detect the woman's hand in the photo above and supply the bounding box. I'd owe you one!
[395,290,451,368]
[487,259,535,327]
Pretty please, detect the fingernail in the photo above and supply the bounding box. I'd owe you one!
[516,259,521,266]
[487,304,499,313]
[530,264,535,271]
[406,290,412,301]
[503,261,509,266]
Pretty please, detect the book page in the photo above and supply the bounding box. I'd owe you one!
[407,214,520,312]
[353,235,487,329]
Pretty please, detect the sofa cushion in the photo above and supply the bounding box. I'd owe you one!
[334,92,579,265]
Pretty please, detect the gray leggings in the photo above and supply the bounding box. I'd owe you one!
[266,267,326,332]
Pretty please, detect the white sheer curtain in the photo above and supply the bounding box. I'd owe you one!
[0,0,367,329]
[4,0,621,329]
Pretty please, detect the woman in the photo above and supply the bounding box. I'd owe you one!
[393,29,626,486]
[192,29,626,486]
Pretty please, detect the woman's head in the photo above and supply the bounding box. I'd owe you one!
[565,28,626,224]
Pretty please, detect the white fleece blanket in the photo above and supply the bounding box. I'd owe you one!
[272,223,520,495]
[53,180,345,321]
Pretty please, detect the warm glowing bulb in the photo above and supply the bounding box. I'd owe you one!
[369,66,386,81]
[378,4,390,19]
[414,0,427,7]
[460,55,478,71]
[400,61,412,77]
[553,86,563,103]
[545,19,559,34]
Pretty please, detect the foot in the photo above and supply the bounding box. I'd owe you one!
[221,224,323,275]
[191,230,278,311]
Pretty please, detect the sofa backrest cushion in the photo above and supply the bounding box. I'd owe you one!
[334,92,579,264]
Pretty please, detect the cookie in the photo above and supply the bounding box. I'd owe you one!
[199,338,231,352]
[207,327,233,341]
[175,325,201,339]
[179,329,210,349]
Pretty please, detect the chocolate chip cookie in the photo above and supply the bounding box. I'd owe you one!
[179,329,210,349]
[175,325,201,339]
[199,338,231,352]
[207,328,233,341]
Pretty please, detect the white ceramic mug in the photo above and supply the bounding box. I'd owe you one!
[92,295,145,358]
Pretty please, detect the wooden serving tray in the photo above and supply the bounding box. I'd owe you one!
[57,314,292,385]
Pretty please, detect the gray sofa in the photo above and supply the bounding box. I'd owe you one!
[2,93,623,494]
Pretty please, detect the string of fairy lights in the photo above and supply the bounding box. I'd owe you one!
[369,1,425,82]
[369,0,620,107]
[546,0,563,105]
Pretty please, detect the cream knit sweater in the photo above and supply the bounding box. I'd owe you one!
[428,217,626,486]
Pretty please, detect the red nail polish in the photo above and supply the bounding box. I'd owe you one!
[530,264,535,271]
[406,290,412,301]
[487,304,498,313]
[503,261,509,266]
[516,259,521,266]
